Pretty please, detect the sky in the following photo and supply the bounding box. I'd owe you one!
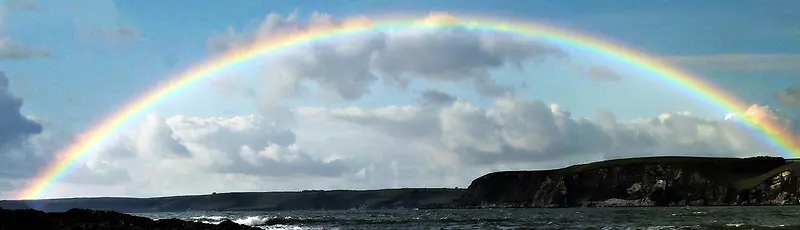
[0,0,799,199]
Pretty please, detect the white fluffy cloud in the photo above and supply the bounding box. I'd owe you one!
[299,98,784,166]
[96,114,348,177]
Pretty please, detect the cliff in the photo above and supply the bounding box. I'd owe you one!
[0,188,464,212]
[455,156,800,208]
[0,207,259,230]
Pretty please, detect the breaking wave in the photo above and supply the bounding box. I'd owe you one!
[188,214,800,229]
[187,214,512,229]
[135,207,800,230]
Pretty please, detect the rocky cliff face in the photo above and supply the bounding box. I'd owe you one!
[456,156,800,208]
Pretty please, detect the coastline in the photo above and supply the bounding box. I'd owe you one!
[4,156,800,212]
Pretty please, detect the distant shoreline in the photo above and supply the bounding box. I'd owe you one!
[5,156,800,212]
[0,188,466,212]
[3,187,466,201]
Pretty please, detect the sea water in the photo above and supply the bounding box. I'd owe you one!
[133,206,800,229]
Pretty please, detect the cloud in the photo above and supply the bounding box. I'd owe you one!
[299,97,785,167]
[81,27,140,44]
[6,0,37,11]
[418,89,457,105]
[583,65,622,82]
[206,12,568,124]
[0,116,72,183]
[68,0,140,45]
[665,54,800,72]
[5,98,794,198]
[0,38,49,60]
[61,161,131,185]
[369,29,565,95]
[129,114,191,158]
[87,114,352,178]
[776,87,800,111]
[0,76,63,190]
[0,71,43,149]
[0,2,48,60]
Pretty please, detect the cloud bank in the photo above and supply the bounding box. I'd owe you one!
[8,96,783,198]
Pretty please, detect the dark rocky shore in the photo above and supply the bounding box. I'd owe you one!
[455,156,800,208]
[0,207,259,230]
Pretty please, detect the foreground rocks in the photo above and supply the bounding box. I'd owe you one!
[0,207,259,230]
[455,156,800,208]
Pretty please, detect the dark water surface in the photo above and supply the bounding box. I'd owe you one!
[133,206,800,229]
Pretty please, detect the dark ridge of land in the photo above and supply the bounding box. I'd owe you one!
[0,188,466,212]
[454,156,800,208]
[0,207,259,230]
[5,156,800,214]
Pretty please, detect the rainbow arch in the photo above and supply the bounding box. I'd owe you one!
[15,12,800,200]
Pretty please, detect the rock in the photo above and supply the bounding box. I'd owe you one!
[0,208,260,230]
[455,156,800,208]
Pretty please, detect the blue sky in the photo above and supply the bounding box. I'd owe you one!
[2,0,800,132]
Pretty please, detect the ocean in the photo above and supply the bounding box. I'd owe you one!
[132,206,800,229]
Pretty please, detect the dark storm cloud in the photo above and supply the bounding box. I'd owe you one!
[0,71,42,149]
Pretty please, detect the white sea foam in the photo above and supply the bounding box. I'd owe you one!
[233,215,272,226]
[228,215,325,230]
[191,215,226,220]
[188,215,228,224]
[257,225,314,230]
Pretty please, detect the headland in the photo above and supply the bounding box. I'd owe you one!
[3,156,800,229]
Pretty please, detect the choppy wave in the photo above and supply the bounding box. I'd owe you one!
[188,215,324,230]
[189,214,512,226]
[130,206,800,229]
[186,214,800,230]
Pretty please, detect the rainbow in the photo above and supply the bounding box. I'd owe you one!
[15,13,799,200]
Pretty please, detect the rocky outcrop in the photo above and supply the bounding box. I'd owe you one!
[455,156,800,208]
[0,207,259,230]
